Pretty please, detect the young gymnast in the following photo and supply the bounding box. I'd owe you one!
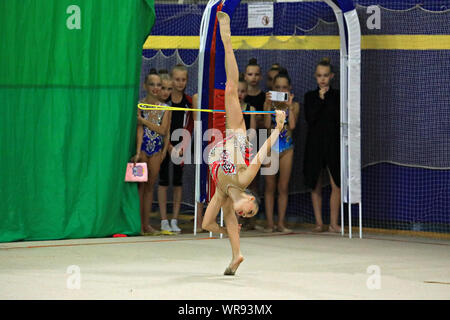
[238,74,257,143]
[132,69,171,235]
[263,68,300,233]
[303,58,341,233]
[244,58,266,130]
[158,64,192,233]
[265,63,281,92]
[202,11,286,276]
[244,58,265,111]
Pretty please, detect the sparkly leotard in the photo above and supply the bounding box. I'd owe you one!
[140,104,166,157]
[208,132,252,196]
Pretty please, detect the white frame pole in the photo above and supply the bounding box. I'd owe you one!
[323,0,362,239]
[196,0,220,236]
[344,7,362,239]
[359,203,362,238]
[193,118,202,235]
[323,0,348,238]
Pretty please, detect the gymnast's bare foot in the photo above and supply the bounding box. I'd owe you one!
[217,11,231,39]
[224,255,244,276]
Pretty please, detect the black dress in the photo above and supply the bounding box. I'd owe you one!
[244,91,266,111]
[303,87,340,189]
[242,104,251,130]
[245,91,266,149]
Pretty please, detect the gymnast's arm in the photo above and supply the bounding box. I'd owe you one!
[238,128,280,186]
[238,111,285,186]
[263,92,272,130]
[202,190,228,235]
[132,108,144,163]
[137,113,168,136]
[287,97,300,131]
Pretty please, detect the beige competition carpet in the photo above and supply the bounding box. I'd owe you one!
[0,225,449,300]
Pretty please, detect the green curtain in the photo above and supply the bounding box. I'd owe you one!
[0,0,155,242]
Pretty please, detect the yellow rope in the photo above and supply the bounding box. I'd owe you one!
[137,103,275,114]
[138,103,215,113]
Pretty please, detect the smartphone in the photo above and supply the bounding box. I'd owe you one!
[269,91,288,102]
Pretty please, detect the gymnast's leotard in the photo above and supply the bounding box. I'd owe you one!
[208,132,252,195]
[140,105,166,157]
[271,106,293,153]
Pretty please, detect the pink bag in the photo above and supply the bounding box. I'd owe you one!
[125,162,148,182]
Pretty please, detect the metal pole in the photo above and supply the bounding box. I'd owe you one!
[343,7,362,240]
[324,0,348,237]
[348,203,352,239]
[194,115,203,235]
[341,203,344,236]
[197,0,216,238]
[359,202,363,239]
[194,202,197,235]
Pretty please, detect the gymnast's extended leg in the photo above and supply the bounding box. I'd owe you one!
[217,11,246,134]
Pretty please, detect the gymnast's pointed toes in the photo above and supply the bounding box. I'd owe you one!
[224,267,235,276]
[217,11,230,23]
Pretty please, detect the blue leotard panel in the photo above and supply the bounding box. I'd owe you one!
[140,107,165,157]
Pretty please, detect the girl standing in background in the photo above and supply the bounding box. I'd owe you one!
[132,70,171,235]
[263,69,299,233]
[157,64,192,233]
[303,58,341,233]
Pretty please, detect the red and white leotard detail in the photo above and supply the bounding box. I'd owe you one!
[208,132,252,188]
